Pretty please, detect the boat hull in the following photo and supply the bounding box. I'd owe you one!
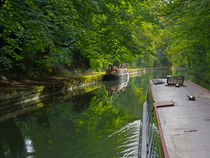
[102,73,129,81]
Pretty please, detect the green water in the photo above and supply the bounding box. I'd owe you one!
[0,69,170,158]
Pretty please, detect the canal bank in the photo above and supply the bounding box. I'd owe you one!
[0,67,169,120]
[0,69,137,122]
[0,79,102,122]
[150,78,210,158]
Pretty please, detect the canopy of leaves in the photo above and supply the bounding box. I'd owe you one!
[1,0,208,84]
[155,0,210,84]
[0,0,158,76]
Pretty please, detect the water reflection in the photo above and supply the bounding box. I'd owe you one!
[109,120,141,158]
[103,76,129,96]
[25,137,35,154]
[0,119,25,158]
[0,69,171,158]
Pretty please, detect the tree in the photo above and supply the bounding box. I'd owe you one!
[154,0,210,85]
[0,0,161,77]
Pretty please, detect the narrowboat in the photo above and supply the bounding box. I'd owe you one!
[102,64,129,81]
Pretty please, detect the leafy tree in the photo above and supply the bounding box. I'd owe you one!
[0,0,161,77]
[155,0,210,85]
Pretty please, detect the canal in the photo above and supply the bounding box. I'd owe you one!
[0,69,171,158]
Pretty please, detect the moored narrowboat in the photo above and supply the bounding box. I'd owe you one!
[102,64,129,81]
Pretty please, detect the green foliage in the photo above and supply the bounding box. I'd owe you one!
[0,0,160,76]
[2,0,207,82]
[154,0,210,84]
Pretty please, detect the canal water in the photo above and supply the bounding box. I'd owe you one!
[0,69,170,158]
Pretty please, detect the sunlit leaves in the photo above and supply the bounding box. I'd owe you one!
[156,0,210,83]
[0,0,163,75]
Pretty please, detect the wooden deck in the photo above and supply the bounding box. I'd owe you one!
[150,79,210,158]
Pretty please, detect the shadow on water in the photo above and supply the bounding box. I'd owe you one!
[0,119,25,158]
[0,82,101,122]
[0,69,171,158]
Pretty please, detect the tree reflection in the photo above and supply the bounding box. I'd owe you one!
[75,87,133,131]
[74,70,170,131]
[0,119,25,158]
[0,69,172,158]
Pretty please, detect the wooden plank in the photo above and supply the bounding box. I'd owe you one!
[154,100,174,108]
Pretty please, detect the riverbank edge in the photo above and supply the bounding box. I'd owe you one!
[0,67,169,109]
